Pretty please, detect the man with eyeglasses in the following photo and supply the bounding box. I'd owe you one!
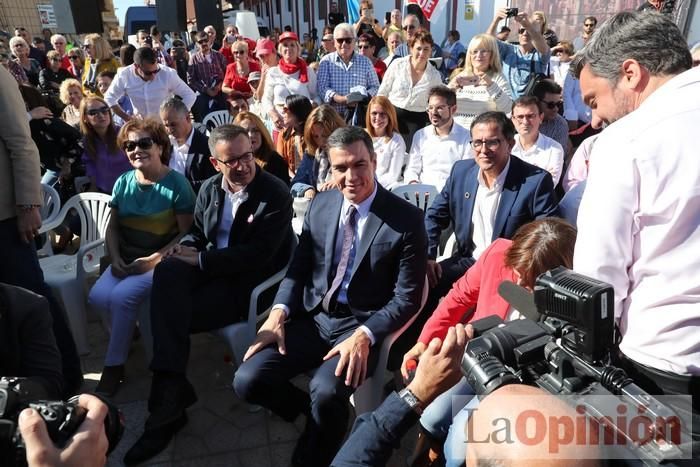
[510,96,564,186]
[532,79,570,153]
[187,31,228,122]
[573,16,597,52]
[394,15,443,62]
[404,86,471,192]
[317,23,380,118]
[159,97,216,194]
[423,111,557,333]
[104,47,196,122]
[487,9,550,98]
[124,124,293,465]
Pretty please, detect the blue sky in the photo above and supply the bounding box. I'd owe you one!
[113,0,144,26]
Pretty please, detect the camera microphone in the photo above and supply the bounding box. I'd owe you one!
[497,281,541,321]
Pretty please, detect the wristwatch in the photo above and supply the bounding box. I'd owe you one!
[398,387,423,415]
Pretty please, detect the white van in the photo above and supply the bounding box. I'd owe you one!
[222,10,262,41]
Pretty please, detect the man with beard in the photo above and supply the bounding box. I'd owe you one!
[572,11,699,446]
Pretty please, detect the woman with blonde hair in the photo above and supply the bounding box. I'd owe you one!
[222,40,261,97]
[233,111,290,185]
[79,95,131,194]
[291,104,345,198]
[532,10,559,47]
[447,34,512,129]
[365,96,404,189]
[82,33,119,96]
[9,36,41,86]
[59,78,85,127]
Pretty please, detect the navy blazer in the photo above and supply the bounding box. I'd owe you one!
[275,184,428,343]
[180,168,293,281]
[425,155,558,265]
[184,124,217,194]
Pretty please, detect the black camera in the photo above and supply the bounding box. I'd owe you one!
[461,268,689,463]
[505,7,519,18]
[0,377,124,467]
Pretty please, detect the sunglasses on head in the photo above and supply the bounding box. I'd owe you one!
[335,37,353,45]
[86,107,110,117]
[122,137,154,152]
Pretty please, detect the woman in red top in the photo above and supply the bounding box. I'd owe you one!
[402,218,576,463]
[222,40,261,98]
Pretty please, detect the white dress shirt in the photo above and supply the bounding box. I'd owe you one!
[511,133,564,186]
[104,64,196,120]
[377,56,443,112]
[168,126,195,175]
[470,158,510,259]
[574,67,700,375]
[373,132,405,189]
[215,178,248,249]
[405,122,472,192]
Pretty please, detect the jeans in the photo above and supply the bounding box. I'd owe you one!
[419,377,476,440]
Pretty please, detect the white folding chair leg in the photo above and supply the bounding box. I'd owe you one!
[56,283,90,355]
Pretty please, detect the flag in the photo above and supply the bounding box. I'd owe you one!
[348,0,360,24]
[405,0,449,22]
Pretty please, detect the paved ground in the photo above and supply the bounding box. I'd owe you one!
[80,313,417,467]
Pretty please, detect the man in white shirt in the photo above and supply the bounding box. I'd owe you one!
[104,47,196,122]
[405,86,471,192]
[159,97,216,194]
[572,11,699,433]
[510,96,564,186]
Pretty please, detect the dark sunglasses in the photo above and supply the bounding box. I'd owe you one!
[198,40,209,45]
[584,23,595,27]
[335,37,353,45]
[358,45,372,49]
[543,101,562,109]
[403,25,416,30]
[234,50,247,55]
[138,66,161,76]
[518,28,528,34]
[49,57,61,62]
[68,55,80,60]
[82,44,92,49]
[122,137,154,152]
[86,107,110,117]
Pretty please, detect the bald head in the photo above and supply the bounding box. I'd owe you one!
[466,385,600,467]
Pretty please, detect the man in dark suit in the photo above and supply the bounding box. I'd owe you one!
[123,124,293,465]
[160,97,217,194]
[425,111,558,299]
[234,126,428,467]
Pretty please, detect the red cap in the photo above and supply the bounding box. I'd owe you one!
[254,38,275,56]
[278,31,299,43]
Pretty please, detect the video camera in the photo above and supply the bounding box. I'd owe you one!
[0,377,124,467]
[461,267,689,464]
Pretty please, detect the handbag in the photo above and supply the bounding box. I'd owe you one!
[521,54,548,97]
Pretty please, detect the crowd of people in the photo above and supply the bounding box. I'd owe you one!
[1,2,700,467]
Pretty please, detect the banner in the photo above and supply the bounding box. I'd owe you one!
[37,4,58,29]
[348,0,360,24]
[406,0,449,22]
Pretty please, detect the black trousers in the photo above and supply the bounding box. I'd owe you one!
[234,311,380,467]
[149,257,248,374]
[395,107,429,152]
[0,217,82,396]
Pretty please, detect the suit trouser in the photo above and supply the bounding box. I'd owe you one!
[150,257,246,374]
[0,217,82,396]
[234,312,380,467]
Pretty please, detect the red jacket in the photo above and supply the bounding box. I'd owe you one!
[418,238,516,344]
[223,60,261,97]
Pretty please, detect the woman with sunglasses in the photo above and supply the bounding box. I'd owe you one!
[59,78,85,128]
[377,30,442,150]
[261,31,318,132]
[80,96,131,194]
[233,111,289,185]
[447,34,513,130]
[277,94,313,175]
[0,43,29,84]
[67,48,84,80]
[9,36,41,86]
[222,40,261,98]
[40,50,73,94]
[88,119,195,396]
[81,34,119,97]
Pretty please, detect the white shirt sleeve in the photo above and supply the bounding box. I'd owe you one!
[103,68,126,107]
[548,140,565,186]
[377,60,395,97]
[169,70,197,110]
[306,66,320,106]
[403,131,423,183]
[376,133,406,189]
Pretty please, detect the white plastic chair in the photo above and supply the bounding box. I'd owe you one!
[38,193,112,355]
[216,230,299,365]
[350,276,430,415]
[73,176,91,194]
[391,184,439,214]
[202,110,234,132]
[37,184,61,257]
[291,197,310,236]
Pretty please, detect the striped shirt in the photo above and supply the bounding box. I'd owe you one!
[187,50,227,93]
[317,51,379,115]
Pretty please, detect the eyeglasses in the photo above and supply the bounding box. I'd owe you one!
[122,137,155,152]
[86,107,110,117]
[335,37,353,45]
[542,101,562,109]
[68,55,81,60]
[513,113,538,121]
[403,25,416,31]
[138,66,161,76]
[426,105,449,113]
[234,50,247,55]
[471,138,501,150]
[518,28,528,34]
[215,152,254,168]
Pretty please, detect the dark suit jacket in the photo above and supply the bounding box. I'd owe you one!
[180,168,293,283]
[425,155,558,269]
[275,185,428,343]
[185,124,217,194]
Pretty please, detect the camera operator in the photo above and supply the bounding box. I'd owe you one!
[18,394,109,467]
[168,39,189,83]
[571,11,700,437]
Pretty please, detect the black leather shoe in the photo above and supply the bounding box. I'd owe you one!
[291,416,314,467]
[123,412,187,465]
[95,365,125,397]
